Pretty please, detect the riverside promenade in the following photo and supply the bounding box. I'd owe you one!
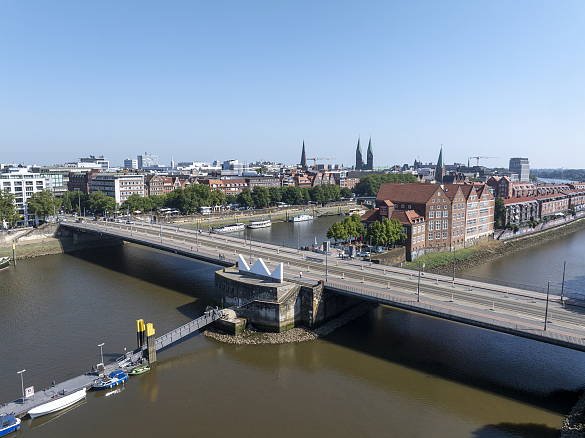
[60,220,585,353]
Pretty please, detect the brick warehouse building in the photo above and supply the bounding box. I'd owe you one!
[363,182,494,260]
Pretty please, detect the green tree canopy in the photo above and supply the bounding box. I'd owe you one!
[27,190,62,220]
[251,187,270,208]
[88,190,116,214]
[237,187,254,208]
[494,196,506,228]
[0,189,19,228]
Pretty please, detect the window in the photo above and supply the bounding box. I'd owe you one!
[432,199,435,203]
[443,220,448,229]
[429,221,434,231]
[421,234,424,241]
[461,212,465,218]
[443,211,448,217]
[442,232,448,239]
[429,233,433,240]
[430,206,434,210]
[452,231,456,237]
[435,220,441,230]
[429,211,434,218]
[421,224,425,232]
[435,232,441,239]
[408,205,411,209]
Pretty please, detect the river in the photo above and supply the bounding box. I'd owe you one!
[1,216,584,437]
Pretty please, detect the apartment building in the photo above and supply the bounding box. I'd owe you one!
[145,175,174,196]
[88,172,145,204]
[0,169,49,226]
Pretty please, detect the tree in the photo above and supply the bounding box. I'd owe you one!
[365,220,386,247]
[494,196,506,228]
[0,189,18,228]
[340,187,353,199]
[27,190,62,221]
[343,214,365,243]
[268,187,281,205]
[309,185,324,203]
[237,188,254,208]
[382,218,407,247]
[327,221,348,244]
[122,194,145,213]
[225,194,237,205]
[252,187,270,208]
[210,189,226,207]
[88,190,116,214]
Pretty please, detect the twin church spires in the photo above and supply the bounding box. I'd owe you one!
[355,137,373,170]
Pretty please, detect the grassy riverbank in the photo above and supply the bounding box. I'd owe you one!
[405,217,585,272]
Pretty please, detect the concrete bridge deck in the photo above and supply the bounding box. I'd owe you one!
[60,221,585,352]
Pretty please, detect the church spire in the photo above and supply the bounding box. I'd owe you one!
[300,141,307,168]
[355,137,363,170]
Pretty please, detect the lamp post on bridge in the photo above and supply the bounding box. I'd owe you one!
[98,343,105,365]
[417,260,421,302]
[561,261,566,301]
[544,281,550,331]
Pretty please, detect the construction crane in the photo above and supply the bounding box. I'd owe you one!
[307,157,336,169]
[469,156,498,166]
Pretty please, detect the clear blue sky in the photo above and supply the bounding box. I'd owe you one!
[1,0,583,169]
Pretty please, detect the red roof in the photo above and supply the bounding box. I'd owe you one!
[376,182,440,204]
[361,209,380,222]
[391,209,424,225]
[503,196,538,205]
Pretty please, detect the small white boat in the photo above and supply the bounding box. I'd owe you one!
[291,214,313,222]
[347,208,366,216]
[211,223,245,233]
[28,388,87,419]
[247,218,271,229]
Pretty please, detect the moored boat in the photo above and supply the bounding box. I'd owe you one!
[247,218,271,229]
[0,414,20,436]
[346,208,366,216]
[27,388,87,419]
[0,257,10,272]
[93,370,128,390]
[290,214,313,222]
[129,365,150,375]
[211,223,245,233]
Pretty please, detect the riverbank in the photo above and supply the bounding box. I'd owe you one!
[203,302,378,345]
[0,235,123,260]
[562,391,585,438]
[405,217,585,272]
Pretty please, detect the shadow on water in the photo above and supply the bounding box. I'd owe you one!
[471,422,561,438]
[318,306,584,416]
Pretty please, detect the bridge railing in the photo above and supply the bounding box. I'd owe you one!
[324,281,585,350]
[155,309,225,350]
[402,265,568,297]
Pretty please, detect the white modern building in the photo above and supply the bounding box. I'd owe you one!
[88,172,145,205]
[124,158,138,169]
[78,155,109,171]
[509,157,530,182]
[138,153,158,169]
[0,168,49,226]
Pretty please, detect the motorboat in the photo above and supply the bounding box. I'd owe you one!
[0,414,20,436]
[290,214,313,222]
[247,218,271,229]
[93,370,128,390]
[211,223,245,233]
[129,365,150,376]
[0,257,10,272]
[27,388,87,419]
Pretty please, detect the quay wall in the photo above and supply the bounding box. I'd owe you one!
[0,224,123,260]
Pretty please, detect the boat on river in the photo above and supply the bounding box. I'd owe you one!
[247,218,271,229]
[93,370,128,390]
[290,214,313,222]
[129,365,150,376]
[0,414,20,436]
[27,388,86,419]
[0,257,10,272]
[211,223,245,233]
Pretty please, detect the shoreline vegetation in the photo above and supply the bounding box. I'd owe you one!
[405,217,585,273]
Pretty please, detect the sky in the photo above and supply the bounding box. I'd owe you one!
[1,0,584,169]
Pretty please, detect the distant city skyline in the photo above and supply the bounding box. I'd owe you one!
[1,1,584,168]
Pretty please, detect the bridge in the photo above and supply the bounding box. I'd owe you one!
[60,220,585,353]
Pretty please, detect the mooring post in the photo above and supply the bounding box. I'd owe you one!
[12,242,16,266]
[146,323,157,363]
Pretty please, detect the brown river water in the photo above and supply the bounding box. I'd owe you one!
[1,216,584,437]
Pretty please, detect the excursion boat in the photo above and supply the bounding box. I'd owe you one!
[129,365,150,376]
[0,257,10,272]
[247,218,271,229]
[93,370,128,390]
[211,223,245,233]
[347,208,366,216]
[290,214,313,222]
[27,388,87,419]
[0,414,20,436]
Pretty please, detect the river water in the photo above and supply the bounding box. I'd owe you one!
[1,216,584,438]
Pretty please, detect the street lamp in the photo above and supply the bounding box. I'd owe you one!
[17,369,26,402]
[98,343,105,364]
[544,281,550,331]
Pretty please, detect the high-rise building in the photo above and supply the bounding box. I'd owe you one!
[509,157,530,182]
[365,137,373,170]
[137,153,158,169]
[355,138,363,170]
[124,158,138,169]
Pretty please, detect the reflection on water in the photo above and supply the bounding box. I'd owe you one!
[27,398,86,429]
[0,217,583,437]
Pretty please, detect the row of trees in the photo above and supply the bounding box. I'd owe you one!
[352,173,418,197]
[0,190,19,227]
[326,214,407,248]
